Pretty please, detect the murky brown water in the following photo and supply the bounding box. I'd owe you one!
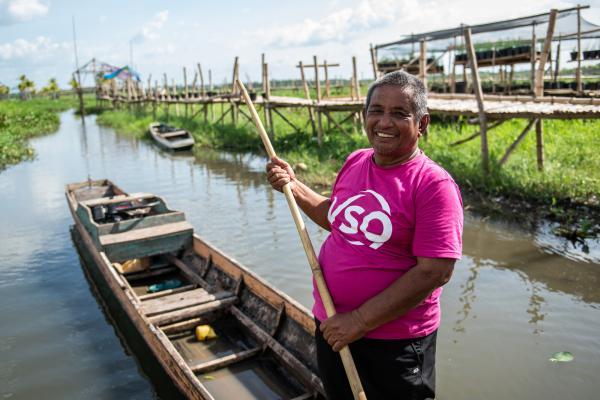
[1,112,599,399]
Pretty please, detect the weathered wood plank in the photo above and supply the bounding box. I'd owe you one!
[141,288,232,317]
[150,296,237,326]
[139,284,196,301]
[189,346,262,373]
[126,266,177,282]
[100,221,193,246]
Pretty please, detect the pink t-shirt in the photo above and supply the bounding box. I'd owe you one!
[313,148,463,339]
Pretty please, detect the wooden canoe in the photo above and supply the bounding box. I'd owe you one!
[65,179,325,400]
[149,122,195,151]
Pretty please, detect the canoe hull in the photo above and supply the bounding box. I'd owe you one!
[65,179,325,400]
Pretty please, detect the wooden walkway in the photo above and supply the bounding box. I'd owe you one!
[97,92,600,120]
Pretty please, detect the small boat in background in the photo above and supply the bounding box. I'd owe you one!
[149,122,195,151]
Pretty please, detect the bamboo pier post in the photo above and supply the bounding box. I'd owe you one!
[464,27,489,174]
[209,69,214,120]
[324,60,331,98]
[313,55,324,145]
[533,9,557,172]
[153,80,158,120]
[198,63,205,98]
[576,4,583,93]
[451,37,457,93]
[231,56,239,125]
[535,119,544,170]
[535,9,557,97]
[352,56,365,134]
[236,78,368,400]
[264,62,273,140]
[313,55,322,102]
[261,53,266,94]
[172,78,180,116]
[531,23,537,94]
[369,43,378,79]
[554,39,561,84]
[299,61,317,134]
[419,39,427,87]
[184,67,189,118]
[491,47,496,94]
[190,72,197,114]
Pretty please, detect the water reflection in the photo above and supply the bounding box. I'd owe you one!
[453,257,482,335]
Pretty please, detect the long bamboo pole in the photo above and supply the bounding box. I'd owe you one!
[236,78,368,400]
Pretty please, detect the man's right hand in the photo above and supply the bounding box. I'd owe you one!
[266,156,296,192]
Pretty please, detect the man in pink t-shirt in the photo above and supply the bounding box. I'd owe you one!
[267,71,463,399]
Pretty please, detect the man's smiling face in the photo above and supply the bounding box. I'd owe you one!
[365,85,423,166]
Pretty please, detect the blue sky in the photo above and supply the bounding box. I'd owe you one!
[1,0,599,90]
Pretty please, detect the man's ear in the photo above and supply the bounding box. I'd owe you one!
[419,114,430,133]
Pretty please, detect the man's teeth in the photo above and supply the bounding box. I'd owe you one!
[376,132,394,138]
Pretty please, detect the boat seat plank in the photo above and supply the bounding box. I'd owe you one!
[160,130,189,138]
[81,192,155,207]
[141,288,233,317]
[149,296,238,326]
[100,221,193,246]
[139,284,196,301]
[127,266,178,282]
[189,346,262,373]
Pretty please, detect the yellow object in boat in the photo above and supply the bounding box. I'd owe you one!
[195,325,218,341]
[114,257,150,274]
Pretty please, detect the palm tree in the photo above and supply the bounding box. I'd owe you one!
[0,83,9,99]
[44,78,60,99]
[17,75,35,100]
[69,77,79,98]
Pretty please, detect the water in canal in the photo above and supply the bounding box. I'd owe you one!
[1,112,599,400]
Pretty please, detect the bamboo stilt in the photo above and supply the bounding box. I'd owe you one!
[464,28,489,174]
[535,9,557,98]
[536,119,544,170]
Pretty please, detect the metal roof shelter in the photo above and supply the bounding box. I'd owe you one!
[371,5,599,97]
[375,5,599,54]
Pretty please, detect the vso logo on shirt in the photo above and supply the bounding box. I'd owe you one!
[327,189,392,250]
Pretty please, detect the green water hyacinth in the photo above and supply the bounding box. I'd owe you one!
[549,351,574,363]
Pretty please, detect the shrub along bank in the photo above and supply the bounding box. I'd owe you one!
[0,97,79,170]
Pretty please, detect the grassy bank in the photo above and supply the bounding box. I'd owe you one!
[0,96,80,170]
[95,103,599,237]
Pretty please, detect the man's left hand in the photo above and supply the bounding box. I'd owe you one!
[320,310,368,352]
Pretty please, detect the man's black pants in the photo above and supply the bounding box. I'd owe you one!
[315,321,437,400]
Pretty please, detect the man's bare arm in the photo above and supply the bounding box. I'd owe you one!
[320,257,455,351]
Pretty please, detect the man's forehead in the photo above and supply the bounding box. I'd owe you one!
[370,85,414,104]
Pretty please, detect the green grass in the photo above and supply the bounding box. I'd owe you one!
[0,96,82,170]
[93,103,600,212]
[424,118,600,205]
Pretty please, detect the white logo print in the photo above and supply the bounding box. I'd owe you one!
[327,190,392,250]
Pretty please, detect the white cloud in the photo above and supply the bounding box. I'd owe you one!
[0,36,69,61]
[253,0,414,48]
[132,10,169,43]
[0,0,49,25]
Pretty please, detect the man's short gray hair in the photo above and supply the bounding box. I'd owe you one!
[364,71,428,120]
